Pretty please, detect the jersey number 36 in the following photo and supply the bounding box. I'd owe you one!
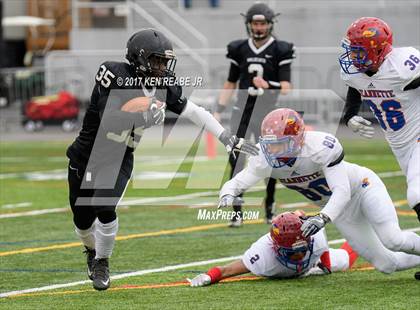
[363,99,405,131]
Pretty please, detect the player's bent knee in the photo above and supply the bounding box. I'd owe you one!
[373,260,397,274]
[380,234,405,252]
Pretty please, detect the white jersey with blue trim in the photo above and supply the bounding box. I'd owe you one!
[220,131,367,214]
[242,230,328,278]
[341,47,420,149]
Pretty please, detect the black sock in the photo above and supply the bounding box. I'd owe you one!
[233,204,242,220]
[413,203,420,222]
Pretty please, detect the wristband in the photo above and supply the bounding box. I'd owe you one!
[216,103,226,113]
[206,267,222,283]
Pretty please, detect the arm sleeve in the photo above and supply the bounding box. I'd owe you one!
[181,100,225,138]
[219,154,268,198]
[227,63,240,83]
[342,87,362,125]
[277,63,291,82]
[321,162,352,222]
[159,85,188,115]
[403,75,420,91]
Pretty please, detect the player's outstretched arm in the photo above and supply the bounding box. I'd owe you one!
[181,100,259,157]
[188,260,250,287]
[219,162,265,203]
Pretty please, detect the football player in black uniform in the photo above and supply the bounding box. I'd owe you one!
[66,28,258,291]
[214,3,295,226]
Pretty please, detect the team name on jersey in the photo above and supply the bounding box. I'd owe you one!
[247,57,267,64]
[359,89,395,98]
[279,171,321,184]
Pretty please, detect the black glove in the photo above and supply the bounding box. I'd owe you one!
[219,131,259,159]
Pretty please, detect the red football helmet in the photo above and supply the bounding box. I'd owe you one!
[270,211,314,272]
[259,108,305,168]
[339,17,393,74]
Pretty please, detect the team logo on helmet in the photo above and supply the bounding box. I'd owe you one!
[362,28,379,38]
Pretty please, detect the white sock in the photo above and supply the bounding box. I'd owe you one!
[95,218,118,259]
[75,222,96,250]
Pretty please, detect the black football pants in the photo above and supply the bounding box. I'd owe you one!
[67,156,132,230]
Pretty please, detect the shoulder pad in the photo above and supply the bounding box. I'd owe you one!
[303,131,344,167]
[389,47,420,85]
[95,61,132,89]
[275,40,295,61]
[226,39,247,62]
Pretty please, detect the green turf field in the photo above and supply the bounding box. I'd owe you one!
[0,138,419,309]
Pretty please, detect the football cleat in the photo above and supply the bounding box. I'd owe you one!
[83,247,96,280]
[415,271,420,280]
[229,217,243,228]
[92,258,110,291]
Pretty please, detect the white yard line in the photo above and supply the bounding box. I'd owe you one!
[0,255,242,298]
[0,208,68,219]
[377,171,404,178]
[2,227,420,298]
[1,202,32,209]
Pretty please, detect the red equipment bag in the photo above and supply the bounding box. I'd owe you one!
[25,91,79,121]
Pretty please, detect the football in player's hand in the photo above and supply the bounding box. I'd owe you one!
[121,97,164,112]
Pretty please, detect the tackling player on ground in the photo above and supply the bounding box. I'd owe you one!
[188,211,357,287]
[218,108,420,277]
[66,28,258,291]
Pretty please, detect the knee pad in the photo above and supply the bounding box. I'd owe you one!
[380,232,405,252]
[96,209,117,224]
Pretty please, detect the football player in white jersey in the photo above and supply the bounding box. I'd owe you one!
[338,17,420,228]
[188,211,357,287]
[216,108,420,277]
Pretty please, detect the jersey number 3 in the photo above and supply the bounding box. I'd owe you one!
[363,99,405,131]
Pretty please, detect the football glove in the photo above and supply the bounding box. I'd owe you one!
[347,116,374,139]
[301,213,330,237]
[218,195,244,209]
[219,131,259,159]
[142,98,166,128]
[187,274,212,287]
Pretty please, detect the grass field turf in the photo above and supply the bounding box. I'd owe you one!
[1,138,419,309]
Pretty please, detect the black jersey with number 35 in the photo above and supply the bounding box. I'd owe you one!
[67,61,187,165]
[226,37,295,90]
